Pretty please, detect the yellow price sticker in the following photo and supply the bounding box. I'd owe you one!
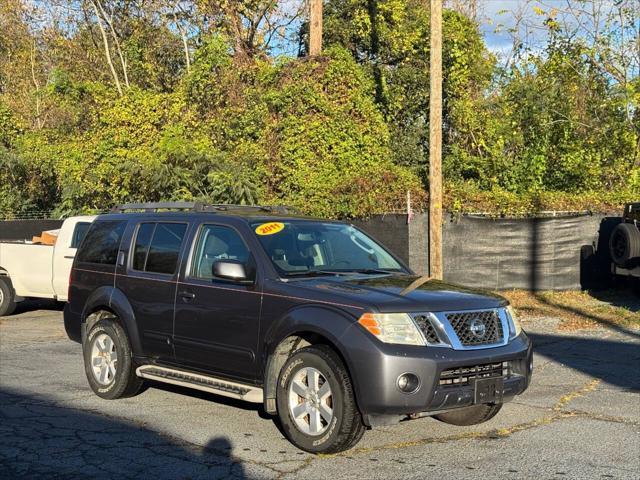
[255,222,285,236]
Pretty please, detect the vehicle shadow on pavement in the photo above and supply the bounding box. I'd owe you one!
[0,388,249,480]
[12,299,63,316]
[148,381,266,413]
[529,332,640,391]
[147,381,289,436]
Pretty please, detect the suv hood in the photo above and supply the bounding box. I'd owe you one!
[286,274,507,313]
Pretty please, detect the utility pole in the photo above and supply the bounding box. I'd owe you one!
[309,0,323,56]
[429,0,443,279]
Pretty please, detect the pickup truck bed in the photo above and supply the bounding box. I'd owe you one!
[0,216,94,314]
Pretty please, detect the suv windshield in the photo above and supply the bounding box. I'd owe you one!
[251,221,405,276]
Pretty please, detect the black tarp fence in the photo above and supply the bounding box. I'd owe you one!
[355,212,609,291]
[0,220,64,241]
[0,213,612,290]
[441,213,607,290]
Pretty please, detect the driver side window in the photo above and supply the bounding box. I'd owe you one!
[191,225,250,280]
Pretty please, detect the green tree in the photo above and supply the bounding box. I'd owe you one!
[323,1,495,182]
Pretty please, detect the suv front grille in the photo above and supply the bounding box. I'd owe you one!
[439,362,507,386]
[413,314,439,344]
[446,310,504,347]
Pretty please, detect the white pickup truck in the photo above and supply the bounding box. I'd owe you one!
[0,216,95,315]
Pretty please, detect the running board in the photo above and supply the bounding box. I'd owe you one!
[136,365,263,403]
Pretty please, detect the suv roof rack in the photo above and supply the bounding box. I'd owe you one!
[111,202,296,215]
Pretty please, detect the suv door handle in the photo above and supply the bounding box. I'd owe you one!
[179,291,196,300]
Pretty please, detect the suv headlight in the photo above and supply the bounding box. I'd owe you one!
[506,305,522,339]
[357,313,426,346]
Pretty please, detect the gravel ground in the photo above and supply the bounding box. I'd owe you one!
[1,304,639,479]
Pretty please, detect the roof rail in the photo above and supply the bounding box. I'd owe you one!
[199,204,297,214]
[111,202,297,214]
[111,202,201,212]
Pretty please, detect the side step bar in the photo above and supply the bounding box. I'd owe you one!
[136,365,263,403]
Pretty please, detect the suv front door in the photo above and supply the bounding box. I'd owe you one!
[174,223,261,382]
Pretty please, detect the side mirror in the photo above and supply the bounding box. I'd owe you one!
[213,260,251,282]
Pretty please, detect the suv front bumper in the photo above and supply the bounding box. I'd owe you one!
[344,329,532,427]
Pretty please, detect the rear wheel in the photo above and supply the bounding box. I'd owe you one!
[276,345,365,453]
[0,277,17,317]
[434,403,503,426]
[83,318,144,399]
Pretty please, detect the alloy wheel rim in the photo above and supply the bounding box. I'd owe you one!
[288,367,333,436]
[90,333,118,385]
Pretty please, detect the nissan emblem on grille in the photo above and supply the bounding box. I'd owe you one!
[445,310,504,347]
[469,318,486,338]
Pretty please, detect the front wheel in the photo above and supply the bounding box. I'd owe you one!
[434,403,503,426]
[0,277,17,317]
[276,345,365,453]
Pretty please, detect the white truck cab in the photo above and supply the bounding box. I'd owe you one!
[0,216,95,315]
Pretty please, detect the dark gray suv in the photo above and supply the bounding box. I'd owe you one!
[64,203,532,453]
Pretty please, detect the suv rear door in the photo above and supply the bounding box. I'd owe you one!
[174,222,261,382]
[71,219,127,312]
[116,220,189,361]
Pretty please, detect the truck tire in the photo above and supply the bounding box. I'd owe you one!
[610,223,640,266]
[276,345,365,454]
[434,403,503,426]
[580,245,594,260]
[83,318,144,399]
[0,277,17,317]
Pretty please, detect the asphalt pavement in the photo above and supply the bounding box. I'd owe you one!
[1,304,639,479]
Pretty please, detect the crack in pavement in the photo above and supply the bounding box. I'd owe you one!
[294,378,609,468]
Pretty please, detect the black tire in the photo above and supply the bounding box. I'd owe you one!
[83,318,144,399]
[276,345,365,454]
[0,277,17,317]
[434,403,503,426]
[580,245,594,261]
[609,223,640,266]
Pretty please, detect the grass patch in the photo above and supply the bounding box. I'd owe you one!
[501,289,640,331]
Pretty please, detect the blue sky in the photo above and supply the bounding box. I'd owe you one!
[477,0,635,60]
[479,0,555,56]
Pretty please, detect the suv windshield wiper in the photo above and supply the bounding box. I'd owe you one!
[284,268,396,277]
[283,269,351,277]
[338,268,395,275]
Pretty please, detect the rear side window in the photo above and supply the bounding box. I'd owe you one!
[132,222,187,275]
[132,223,155,270]
[76,221,126,265]
[70,222,91,248]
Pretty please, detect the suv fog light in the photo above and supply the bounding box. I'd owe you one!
[397,373,420,393]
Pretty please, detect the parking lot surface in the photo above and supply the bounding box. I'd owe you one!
[1,304,639,479]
